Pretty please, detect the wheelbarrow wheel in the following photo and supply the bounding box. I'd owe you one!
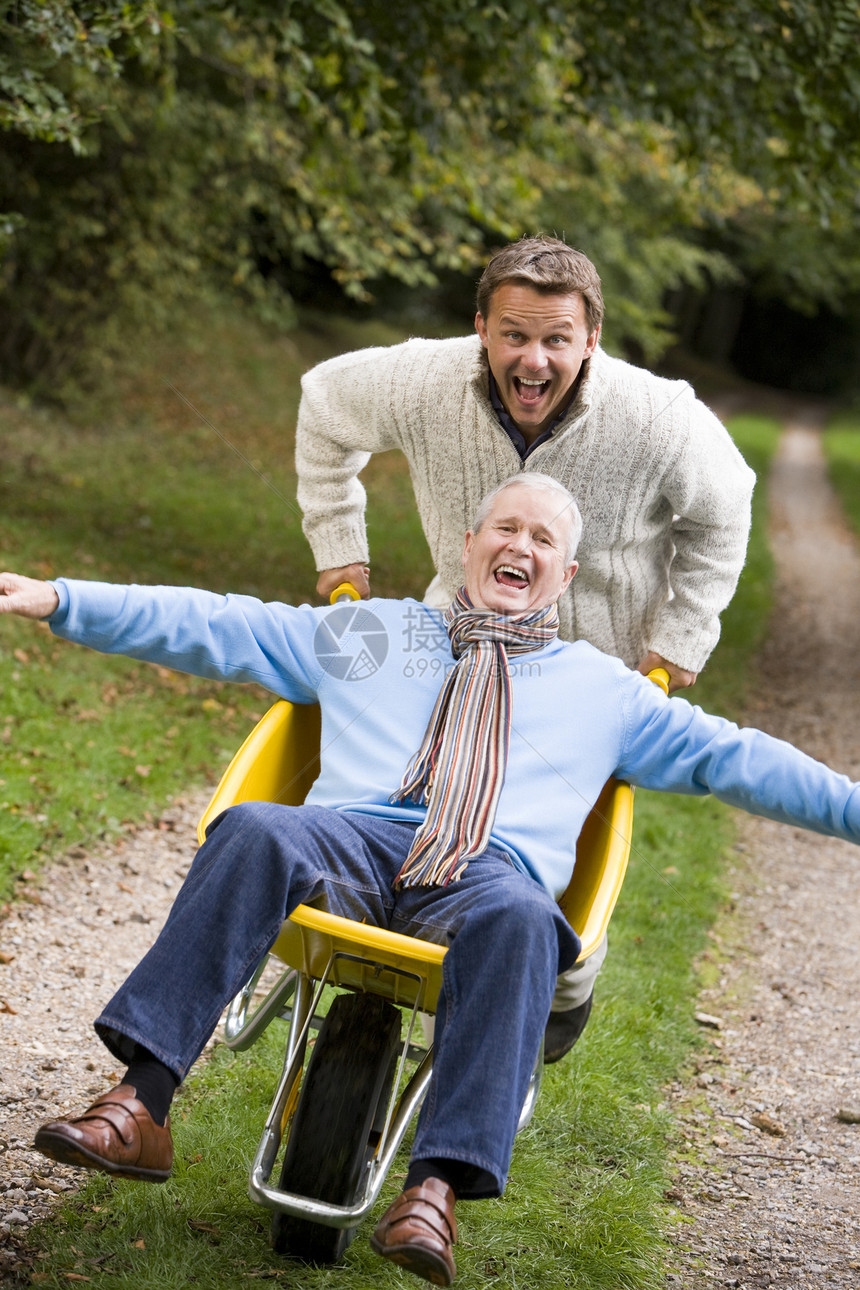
[271,990,402,1263]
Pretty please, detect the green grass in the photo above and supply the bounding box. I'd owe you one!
[822,408,860,538]
[692,414,780,711]
[0,308,434,900]
[9,373,782,1290]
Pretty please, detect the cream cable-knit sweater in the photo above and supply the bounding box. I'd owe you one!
[296,336,755,673]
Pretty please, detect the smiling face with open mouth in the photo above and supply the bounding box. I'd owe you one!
[475,282,600,444]
[462,484,578,615]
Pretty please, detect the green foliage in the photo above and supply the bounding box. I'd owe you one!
[3,2,860,394]
[0,2,549,395]
[534,117,749,360]
[570,0,860,223]
[560,1,860,332]
[0,1,171,148]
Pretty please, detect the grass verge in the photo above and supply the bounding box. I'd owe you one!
[822,409,860,538]
[0,307,433,900]
[8,393,781,1288]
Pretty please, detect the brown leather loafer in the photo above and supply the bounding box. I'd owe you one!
[370,1176,457,1285]
[34,1083,173,1182]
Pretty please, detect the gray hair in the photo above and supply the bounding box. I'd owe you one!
[472,474,583,564]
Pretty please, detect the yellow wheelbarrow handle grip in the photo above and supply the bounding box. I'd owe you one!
[647,667,671,695]
[329,582,361,604]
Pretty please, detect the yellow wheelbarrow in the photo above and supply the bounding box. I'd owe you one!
[197,669,668,1261]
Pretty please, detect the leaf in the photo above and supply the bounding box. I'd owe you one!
[188,1219,221,1240]
[750,1110,786,1137]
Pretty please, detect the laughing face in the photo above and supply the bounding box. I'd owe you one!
[475,283,600,443]
[462,485,578,615]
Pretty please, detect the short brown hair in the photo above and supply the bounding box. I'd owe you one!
[476,236,604,334]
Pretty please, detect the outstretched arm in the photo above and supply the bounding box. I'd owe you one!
[0,573,60,619]
[20,577,326,703]
[617,671,860,846]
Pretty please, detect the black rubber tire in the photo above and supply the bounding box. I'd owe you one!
[270,990,402,1262]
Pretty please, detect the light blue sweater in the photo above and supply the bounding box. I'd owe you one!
[50,582,860,898]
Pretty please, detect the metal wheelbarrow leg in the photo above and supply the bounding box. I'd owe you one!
[270,990,402,1260]
[241,909,443,1260]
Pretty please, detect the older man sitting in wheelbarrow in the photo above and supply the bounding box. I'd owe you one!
[4,472,860,1287]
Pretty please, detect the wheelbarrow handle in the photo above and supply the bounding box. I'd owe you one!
[329,582,361,604]
[647,667,671,695]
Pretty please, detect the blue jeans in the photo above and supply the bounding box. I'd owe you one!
[96,804,580,1196]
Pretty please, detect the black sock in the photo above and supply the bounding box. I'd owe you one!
[405,1158,460,1195]
[405,1157,499,1198]
[123,1045,179,1126]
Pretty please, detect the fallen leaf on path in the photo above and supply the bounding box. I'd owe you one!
[750,1110,786,1136]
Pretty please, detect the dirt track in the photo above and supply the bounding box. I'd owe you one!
[666,409,860,1286]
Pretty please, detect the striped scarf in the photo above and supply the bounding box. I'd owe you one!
[390,588,560,887]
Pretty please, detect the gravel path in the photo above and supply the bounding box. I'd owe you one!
[0,796,206,1263]
[2,407,859,1286]
[666,409,860,1286]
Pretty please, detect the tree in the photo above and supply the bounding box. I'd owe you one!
[2,1,859,394]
